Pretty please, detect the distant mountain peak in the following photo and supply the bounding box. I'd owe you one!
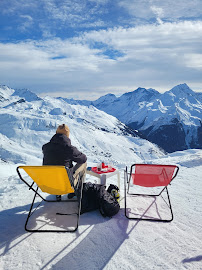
[169,83,194,96]
[120,87,160,104]
[0,84,11,90]
[0,85,15,99]
[136,87,147,91]
[93,93,117,106]
[12,88,41,102]
[96,93,116,99]
[136,87,156,92]
[123,87,146,96]
[123,87,159,96]
[91,83,202,152]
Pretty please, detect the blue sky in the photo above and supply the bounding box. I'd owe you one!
[0,0,202,100]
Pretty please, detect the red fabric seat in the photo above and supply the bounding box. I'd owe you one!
[125,163,179,222]
[132,164,176,187]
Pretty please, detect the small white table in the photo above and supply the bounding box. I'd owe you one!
[86,168,120,189]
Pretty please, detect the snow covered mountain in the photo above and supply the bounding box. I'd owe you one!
[0,85,164,165]
[1,83,201,156]
[89,84,202,153]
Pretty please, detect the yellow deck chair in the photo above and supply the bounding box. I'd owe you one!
[16,166,83,232]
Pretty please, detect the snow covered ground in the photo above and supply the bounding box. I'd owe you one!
[0,149,202,270]
[0,86,202,269]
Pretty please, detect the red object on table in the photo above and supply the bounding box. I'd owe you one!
[91,163,116,174]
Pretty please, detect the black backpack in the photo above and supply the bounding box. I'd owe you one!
[98,185,120,217]
[80,182,102,214]
[80,182,120,217]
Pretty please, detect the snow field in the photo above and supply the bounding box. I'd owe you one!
[0,149,202,270]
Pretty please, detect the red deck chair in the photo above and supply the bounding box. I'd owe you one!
[124,164,179,222]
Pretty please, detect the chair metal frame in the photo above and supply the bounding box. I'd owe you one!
[16,166,83,233]
[124,164,179,222]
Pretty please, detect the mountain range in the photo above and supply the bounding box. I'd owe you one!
[0,85,163,165]
[0,83,201,157]
[58,83,202,153]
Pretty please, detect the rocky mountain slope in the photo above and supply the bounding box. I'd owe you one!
[60,83,202,153]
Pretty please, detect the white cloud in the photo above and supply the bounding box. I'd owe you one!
[184,54,202,69]
[18,15,33,32]
[0,39,109,73]
[81,21,202,66]
[0,0,110,40]
[0,0,37,14]
[119,0,202,22]
[1,0,202,29]
[0,21,202,99]
[0,0,108,25]
[150,6,164,24]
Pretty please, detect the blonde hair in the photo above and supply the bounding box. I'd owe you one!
[56,124,70,137]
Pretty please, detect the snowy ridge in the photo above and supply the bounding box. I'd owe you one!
[94,83,201,128]
[1,83,201,153]
[57,83,202,152]
[12,88,42,102]
[0,85,164,166]
[90,83,202,152]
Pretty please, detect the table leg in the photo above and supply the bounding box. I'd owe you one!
[117,172,120,190]
[100,174,107,185]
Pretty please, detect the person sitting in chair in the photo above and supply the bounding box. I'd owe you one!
[42,124,87,200]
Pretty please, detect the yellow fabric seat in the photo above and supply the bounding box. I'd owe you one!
[20,166,74,195]
[16,165,82,233]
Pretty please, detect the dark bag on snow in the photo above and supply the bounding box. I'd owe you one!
[99,185,120,217]
[80,182,102,214]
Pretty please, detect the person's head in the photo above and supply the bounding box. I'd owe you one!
[56,124,70,137]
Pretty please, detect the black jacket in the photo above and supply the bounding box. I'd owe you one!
[42,133,87,168]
